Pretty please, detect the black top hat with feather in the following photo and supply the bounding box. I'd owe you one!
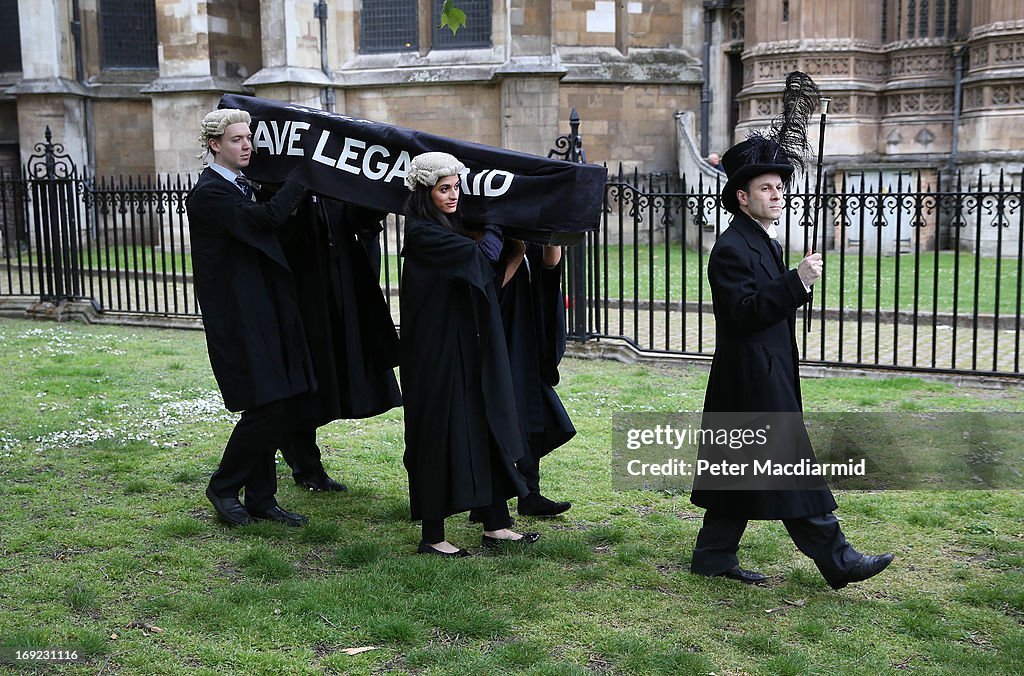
[721,71,821,215]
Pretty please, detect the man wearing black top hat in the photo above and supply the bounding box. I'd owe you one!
[688,133,894,589]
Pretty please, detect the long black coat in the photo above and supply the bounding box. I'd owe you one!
[280,197,402,428]
[186,170,312,412]
[498,244,576,458]
[690,213,837,519]
[399,217,528,521]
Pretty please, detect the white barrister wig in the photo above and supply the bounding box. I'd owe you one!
[404,152,466,191]
[197,109,252,159]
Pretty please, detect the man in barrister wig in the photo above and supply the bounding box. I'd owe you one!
[187,108,312,527]
[276,195,402,492]
[689,73,894,588]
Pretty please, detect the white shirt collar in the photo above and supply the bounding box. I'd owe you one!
[209,162,243,186]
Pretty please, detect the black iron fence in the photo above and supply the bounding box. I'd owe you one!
[2,127,1021,378]
[1,128,195,316]
[590,165,1022,377]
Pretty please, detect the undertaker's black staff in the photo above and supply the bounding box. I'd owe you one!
[805,96,831,333]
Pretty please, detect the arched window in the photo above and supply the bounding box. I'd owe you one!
[99,0,157,70]
[729,8,745,41]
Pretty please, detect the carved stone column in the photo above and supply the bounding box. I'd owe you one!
[144,0,260,175]
[9,0,88,169]
[245,0,329,112]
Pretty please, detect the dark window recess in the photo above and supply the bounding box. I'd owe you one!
[881,0,889,42]
[99,0,157,69]
[919,0,929,37]
[935,0,946,36]
[0,0,23,72]
[360,0,419,53]
[432,0,491,49]
[782,0,790,23]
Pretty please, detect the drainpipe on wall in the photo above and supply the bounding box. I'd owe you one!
[315,0,336,113]
[700,1,729,160]
[700,4,713,158]
[70,0,95,175]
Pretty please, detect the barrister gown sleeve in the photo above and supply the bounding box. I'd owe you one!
[186,171,314,412]
[497,244,576,460]
[279,197,401,428]
[399,217,529,521]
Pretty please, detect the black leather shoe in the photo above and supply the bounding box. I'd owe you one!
[830,553,894,590]
[518,493,572,517]
[482,531,541,549]
[417,541,471,558]
[718,566,767,584]
[295,475,347,492]
[205,485,255,526]
[246,505,309,527]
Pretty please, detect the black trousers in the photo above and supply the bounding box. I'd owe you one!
[422,499,514,544]
[280,426,328,482]
[691,511,862,586]
[516,443,541,495]
[208,399,290,511]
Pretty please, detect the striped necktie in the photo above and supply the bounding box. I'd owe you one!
[235,175,252,201]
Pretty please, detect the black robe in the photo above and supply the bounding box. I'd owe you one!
[186,171,313,412]
[280,196,402,428]
[690,213,837,520]
[399,216,528,520]
[498,244,576,459]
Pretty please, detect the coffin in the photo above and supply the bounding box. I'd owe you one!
[220,94,606,245]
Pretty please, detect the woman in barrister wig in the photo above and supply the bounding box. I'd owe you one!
[399,151,540,556]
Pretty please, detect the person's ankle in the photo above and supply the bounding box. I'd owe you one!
[423,539,460,553]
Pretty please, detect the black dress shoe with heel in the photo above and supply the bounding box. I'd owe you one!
[517,493,571,517]
[417,541,471,558]
[482,532,541,549]
[205,485,255,526]
[246,504,309,527]
[830,553,894,590]
[697,565,766,584]
[295,475,347,492]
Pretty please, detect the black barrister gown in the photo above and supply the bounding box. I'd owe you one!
[279,196,402,428]
[498,244,576,459]
[690,212,837,520]
[187,171,313,412]
[400,217,529,520]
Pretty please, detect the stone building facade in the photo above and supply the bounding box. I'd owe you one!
[0,0,1021,182]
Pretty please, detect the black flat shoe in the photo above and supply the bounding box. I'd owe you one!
[518,493,572,517]
[246,505,309,527]
[482,532,541,549]
[830,553,894,590]
[417,541,471,558]
[205,485,255,526]
[718,566,767,584]
[295,475,347,492]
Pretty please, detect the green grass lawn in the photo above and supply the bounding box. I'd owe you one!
[383,244,1019,317]
[9,238,1019,319]
[10,245,193,276]
[1,318,1023,674]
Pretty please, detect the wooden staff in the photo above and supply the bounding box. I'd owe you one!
[805,97,831,332]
